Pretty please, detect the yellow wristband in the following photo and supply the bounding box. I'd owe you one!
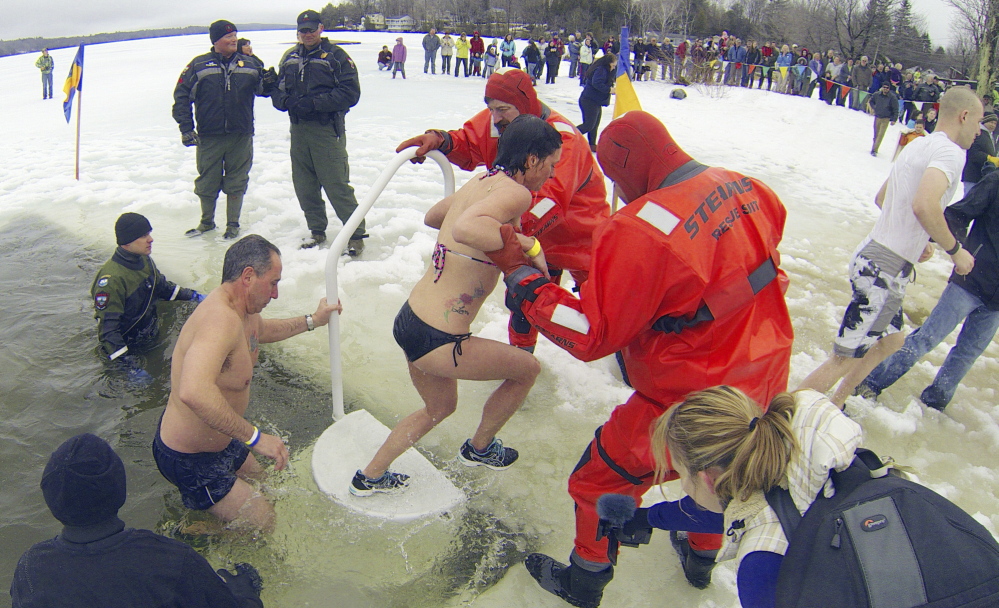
[526,238,542,258]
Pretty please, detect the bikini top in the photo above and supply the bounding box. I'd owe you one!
[431,165,514,283]
[432,243,496,283]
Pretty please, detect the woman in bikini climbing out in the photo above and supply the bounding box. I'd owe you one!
[351,114,563,495]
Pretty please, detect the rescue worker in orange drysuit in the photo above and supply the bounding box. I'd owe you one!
[489,111,794,607]
[396,67,608,351]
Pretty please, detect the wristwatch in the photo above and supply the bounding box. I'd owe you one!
[305,314,315,331]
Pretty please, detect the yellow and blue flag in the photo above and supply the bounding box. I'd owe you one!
[612,26,642,118]
[63,45,84,123]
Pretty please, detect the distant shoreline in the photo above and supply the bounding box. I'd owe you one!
[0,25,362,57]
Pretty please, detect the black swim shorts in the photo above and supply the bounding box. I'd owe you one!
[153,424,250,511]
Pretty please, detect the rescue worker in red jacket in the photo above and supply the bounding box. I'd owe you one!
[488,111,794,607]
[396,68,609,352]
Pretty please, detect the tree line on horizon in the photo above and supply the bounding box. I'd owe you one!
[0,24,289,58]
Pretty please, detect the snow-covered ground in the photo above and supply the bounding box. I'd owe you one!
[1,30,997,607]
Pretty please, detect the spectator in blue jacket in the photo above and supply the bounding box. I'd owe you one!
[577,53,617,150]
[869,63,887,94]
[775,45,794,93]
[567,34,581,78]
[724,39,746,85]
[500,34,517,67]
[807,52,824,98]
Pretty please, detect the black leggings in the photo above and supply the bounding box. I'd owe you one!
[757,68,773,89]
[577,97,603,147]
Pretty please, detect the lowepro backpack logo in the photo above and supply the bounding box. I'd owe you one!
[861,515,888,531]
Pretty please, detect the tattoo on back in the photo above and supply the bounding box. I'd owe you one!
[443,283,487,322]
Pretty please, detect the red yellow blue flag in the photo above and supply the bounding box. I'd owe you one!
[612,26,642,118]
[63,45,84,123]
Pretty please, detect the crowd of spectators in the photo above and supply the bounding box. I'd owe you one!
[624,31,997,123]
[385,27,999,133]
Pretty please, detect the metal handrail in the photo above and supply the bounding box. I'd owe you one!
[325,149,455,420]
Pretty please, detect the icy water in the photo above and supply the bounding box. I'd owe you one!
[2,31,998,607]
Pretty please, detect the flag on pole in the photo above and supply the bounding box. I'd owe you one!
[63,45,84,123]
[612,26,642,119]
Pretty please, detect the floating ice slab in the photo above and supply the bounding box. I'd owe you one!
[312,410,466,522]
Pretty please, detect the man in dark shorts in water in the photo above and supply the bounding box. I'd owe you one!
[350,115,560,496]
[154,235,339,532]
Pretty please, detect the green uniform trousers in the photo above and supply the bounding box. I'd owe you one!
[194,133,252,228]
[290,121,364,238]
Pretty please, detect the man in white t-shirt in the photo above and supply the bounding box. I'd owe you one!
[800,86,983,407]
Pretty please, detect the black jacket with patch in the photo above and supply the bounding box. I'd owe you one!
[272,38,360,136]
[91,248,197,359]
[172,50,271,136]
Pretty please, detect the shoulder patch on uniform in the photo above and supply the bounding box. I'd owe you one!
[96,275,110,287]
[635,201,680,236]
[94,292,109,310]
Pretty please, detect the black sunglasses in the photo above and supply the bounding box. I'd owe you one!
[299,26,318,33]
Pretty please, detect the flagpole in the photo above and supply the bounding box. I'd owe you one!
[74,86,82,180]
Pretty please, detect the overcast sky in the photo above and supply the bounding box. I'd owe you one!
[2,0,961,49]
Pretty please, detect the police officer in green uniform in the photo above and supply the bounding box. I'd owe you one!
[173,20,277,240]
[273,9,367,254]
[92,213,204,380]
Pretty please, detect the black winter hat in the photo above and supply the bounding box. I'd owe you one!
[210,20,237,44]
[41,434,127,527]
[115,212,152,246]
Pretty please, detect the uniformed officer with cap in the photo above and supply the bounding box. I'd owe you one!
[273,9,367,254]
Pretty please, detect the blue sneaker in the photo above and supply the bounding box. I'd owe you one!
[457,438,518,470]
[349,469,410,497]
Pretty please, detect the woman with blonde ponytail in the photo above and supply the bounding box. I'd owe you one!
[637,386,862,608]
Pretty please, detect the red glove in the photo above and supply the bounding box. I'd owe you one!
[485,224,530,274]
[396,130,447,163]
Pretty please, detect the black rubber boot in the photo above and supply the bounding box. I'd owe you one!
[197,195,217,228]
[525,553,613,608]
[225,193,244,234]
[670,531,718,589]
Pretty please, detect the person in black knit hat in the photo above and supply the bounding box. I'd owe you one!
[10,433,264,608]
[173,19,278,239]
[91,212,205,383]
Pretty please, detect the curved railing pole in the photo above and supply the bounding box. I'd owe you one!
[326,149,456,420]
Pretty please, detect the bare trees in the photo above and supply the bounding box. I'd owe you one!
[828,0,894,61]
[947,0,989,52]
[637,0,694,39]
[946,0,997,88]
[978,0,999,94]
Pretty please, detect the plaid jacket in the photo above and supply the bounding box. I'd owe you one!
[717,390,863,566]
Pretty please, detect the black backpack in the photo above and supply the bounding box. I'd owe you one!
[766,448,999,608]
